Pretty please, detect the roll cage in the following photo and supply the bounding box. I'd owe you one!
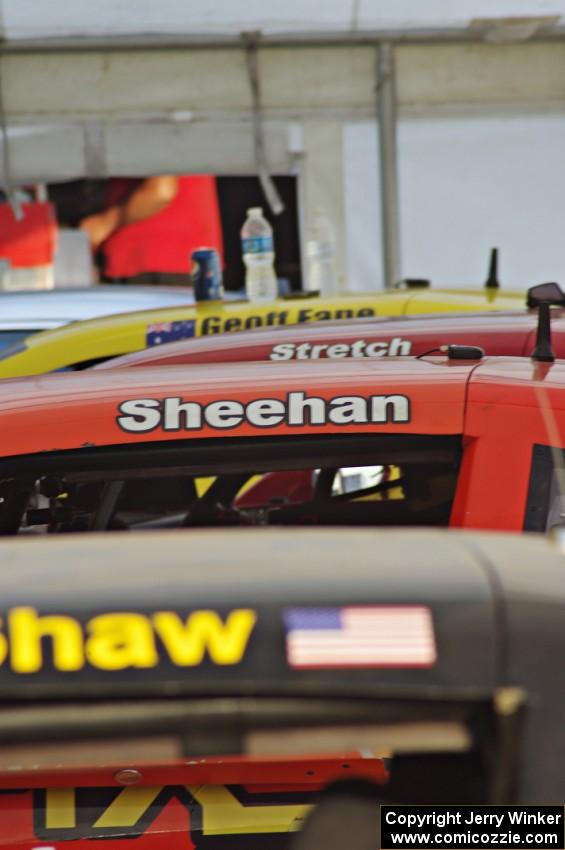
[0,434,462,534]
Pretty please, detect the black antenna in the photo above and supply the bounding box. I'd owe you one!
[531,302,555,363]
[484,247,500,289]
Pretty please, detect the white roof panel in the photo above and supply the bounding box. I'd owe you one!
[3,0,565,42]
[2,0,351,41]
[357,0,565,31]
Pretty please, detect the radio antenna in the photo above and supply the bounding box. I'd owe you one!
[484,247,500,289]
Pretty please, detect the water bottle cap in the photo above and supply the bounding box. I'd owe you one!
[247,207,263,217]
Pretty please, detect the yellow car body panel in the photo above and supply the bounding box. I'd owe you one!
[0,288,525,378]
[404,288,517,313]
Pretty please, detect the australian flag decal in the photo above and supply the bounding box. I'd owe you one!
[146,320,196,347]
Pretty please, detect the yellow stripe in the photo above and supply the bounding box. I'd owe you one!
[190,785,309,836]
[93,785,163,828]
[45,788,76,829]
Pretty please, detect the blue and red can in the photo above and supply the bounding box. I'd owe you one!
[190,247,224,301]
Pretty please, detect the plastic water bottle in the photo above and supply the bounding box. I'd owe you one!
[306,209,338,296]
[241,207,278,302]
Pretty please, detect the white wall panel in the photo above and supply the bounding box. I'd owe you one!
[399,112,565,288]
[397,43,565,110]
[3,125,85,183]
[0,120,298,182]
[303,120,347,288]
[0,48,378,122]
[4,43,565,131]
[4,43,565,126]
[105,121,294,176]
[344,112,565,291]
[343,122,383,291]
[1,50,251,118]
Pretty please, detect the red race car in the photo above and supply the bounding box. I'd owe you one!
[0,303,564,535]
[0,755,386,849]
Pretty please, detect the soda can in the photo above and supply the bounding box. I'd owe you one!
[190,247,224,301]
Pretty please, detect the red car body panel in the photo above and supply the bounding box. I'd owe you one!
[0,359,471,457]
[0,755,387,848]
[451,359,565,530]
[2,356,565,533]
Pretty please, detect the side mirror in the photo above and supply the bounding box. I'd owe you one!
[527,282,565,309]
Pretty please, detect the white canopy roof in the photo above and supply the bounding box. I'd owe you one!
[2,1,565,185]
[1,1,565,291]
[4,0,565,42]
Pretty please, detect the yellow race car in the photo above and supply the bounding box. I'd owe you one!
[0,283,527,378]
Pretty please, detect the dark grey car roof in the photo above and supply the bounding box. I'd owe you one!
[0,527,561,696]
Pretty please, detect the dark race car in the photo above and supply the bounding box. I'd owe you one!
[0,527,561,849]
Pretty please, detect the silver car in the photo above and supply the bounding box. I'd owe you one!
[0,285,198,351]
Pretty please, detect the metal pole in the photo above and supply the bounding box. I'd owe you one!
[0,56,22,220]
[376,42,400,289]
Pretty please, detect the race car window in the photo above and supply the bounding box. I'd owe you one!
[0,433,462,534]
[0,331,36,354]
[523,443,565,531]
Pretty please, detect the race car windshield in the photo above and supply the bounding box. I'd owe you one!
[0,433,462,534]
[0,333,31,356]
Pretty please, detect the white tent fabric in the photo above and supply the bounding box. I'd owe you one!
[1,1,565,290]
[3,0,565,41]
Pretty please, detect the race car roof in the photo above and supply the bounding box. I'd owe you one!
[0,528,513,700]
[101,311,565,369]
[0,288,526,378]
[0,526,562,800]
[467,355,565,411]
[0,527,506,769]
[5,354,565,459]
[0,526,562,700]
[0,358,473,457]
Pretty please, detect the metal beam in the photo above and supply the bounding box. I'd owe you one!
[376,42,400,289]
[3,27,565,54]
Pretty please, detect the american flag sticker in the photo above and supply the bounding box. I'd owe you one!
[283,606,437,669]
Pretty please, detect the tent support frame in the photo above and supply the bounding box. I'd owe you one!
[376,42,400,289]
